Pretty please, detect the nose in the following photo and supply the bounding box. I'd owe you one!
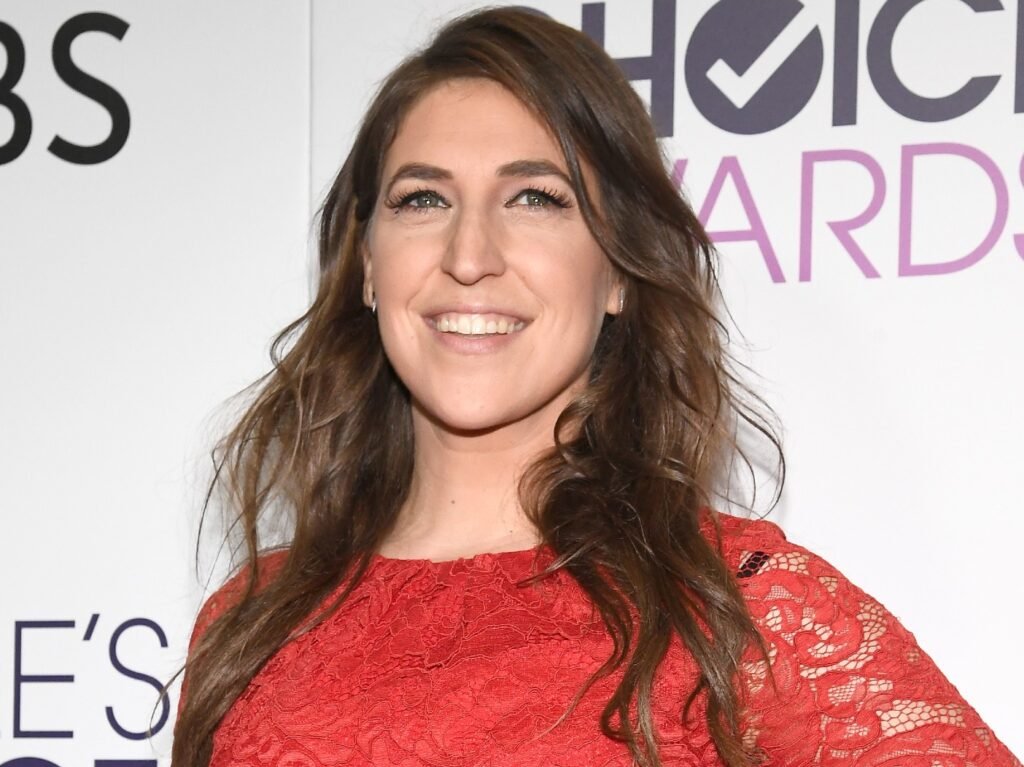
[440,206,506,285]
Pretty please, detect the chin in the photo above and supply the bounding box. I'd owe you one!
[412,391,547,437]
[423,403,517,435]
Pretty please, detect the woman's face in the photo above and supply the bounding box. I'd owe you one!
[364,78,620,438]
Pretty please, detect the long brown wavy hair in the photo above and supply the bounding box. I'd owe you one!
[171,7,783,767]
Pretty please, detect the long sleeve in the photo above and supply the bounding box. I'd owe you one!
[729,521,1020,766]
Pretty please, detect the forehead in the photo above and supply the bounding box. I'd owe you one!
[383,78,567,174]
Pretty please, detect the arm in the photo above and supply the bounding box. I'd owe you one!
[730,521,1020,766]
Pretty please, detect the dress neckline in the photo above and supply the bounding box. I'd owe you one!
[369,543,550,569]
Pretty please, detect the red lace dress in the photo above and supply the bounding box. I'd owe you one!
[187,515,1020,766]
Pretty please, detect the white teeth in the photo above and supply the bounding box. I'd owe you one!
[434,313,525,336]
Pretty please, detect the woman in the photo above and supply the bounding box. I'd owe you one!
[173,7,1019,767]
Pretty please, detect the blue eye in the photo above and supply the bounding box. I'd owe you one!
[506,187,572,209]
[406,191,447,208]
[385,188,450,212]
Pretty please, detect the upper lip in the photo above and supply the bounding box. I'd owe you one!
[422,304,532,323]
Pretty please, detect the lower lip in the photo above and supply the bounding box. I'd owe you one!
[424,319,527,353]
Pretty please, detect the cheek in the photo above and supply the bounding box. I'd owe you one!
[520,237,611,320]
[369,229,437,300]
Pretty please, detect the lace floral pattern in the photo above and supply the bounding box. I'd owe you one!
[733,536,1018,766]
[186,516,1020,766]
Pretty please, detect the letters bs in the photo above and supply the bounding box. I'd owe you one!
[0,13,130,165]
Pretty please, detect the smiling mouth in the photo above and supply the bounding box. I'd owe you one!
[429,312,527,336]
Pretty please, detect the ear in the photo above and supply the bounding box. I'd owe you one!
[361,240,374,308]
[604,273,625,316]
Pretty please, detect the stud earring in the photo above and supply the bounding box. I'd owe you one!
[371,296,377,314]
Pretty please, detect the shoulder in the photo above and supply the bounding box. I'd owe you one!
[704,511,905,655]
[702,509,860,593]
[703,510,910,675]
[187,549,289,651]
[699,508,792,574]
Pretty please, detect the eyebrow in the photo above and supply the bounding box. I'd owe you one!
[383,159,573,198]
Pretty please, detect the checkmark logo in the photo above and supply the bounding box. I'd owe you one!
[706,8,818,108]
[685,0,825,134]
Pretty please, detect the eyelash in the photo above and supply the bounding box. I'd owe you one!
[383,186,573,212]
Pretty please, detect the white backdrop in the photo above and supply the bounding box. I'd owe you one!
[1,1,1020,764]
[0,1,310,763]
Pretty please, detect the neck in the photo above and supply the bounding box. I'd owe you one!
[381,405,561,561]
